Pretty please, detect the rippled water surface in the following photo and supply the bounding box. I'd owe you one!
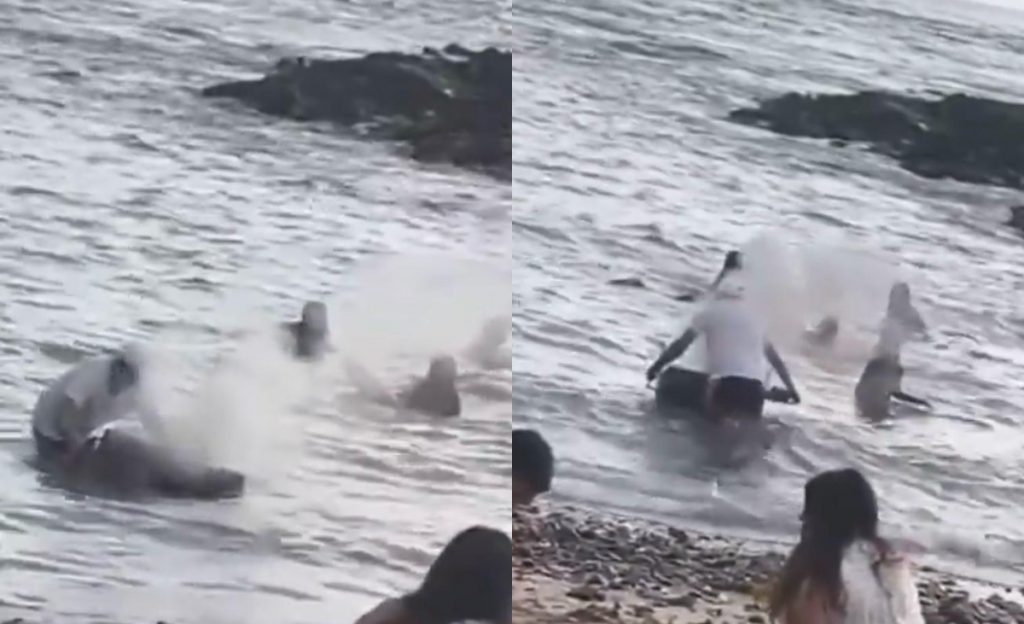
[513,0,1024,585]
[0,0,510,622]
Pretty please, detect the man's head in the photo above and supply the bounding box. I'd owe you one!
[512,429,554,506]
[710,250,744,292]
[108,346,143,396]
[300,301,330,337]
[427,355,458,384]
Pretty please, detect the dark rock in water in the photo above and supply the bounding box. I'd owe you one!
[609,277,647,289]
[203,45,511,175]
[730,90,1024,189]
[1009,206,1024,234]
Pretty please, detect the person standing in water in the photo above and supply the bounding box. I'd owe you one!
[854,282,931,418]
[873,282,927,361]
[710,250,743,292]
[646,278,801,420]
[770,468,925,624]
[32,344,163,463]
[282,301,331,361]
[355,526,512,624]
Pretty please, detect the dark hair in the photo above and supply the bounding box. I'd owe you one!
[771,469,883,617]
[512,429,554,494]
[724,250,743,271]
[403,527,512,624]
[709,251,743,291]
[888,282,911,312]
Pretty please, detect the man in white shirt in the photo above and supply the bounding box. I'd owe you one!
[32,344,161,462]
[646,282,801,420]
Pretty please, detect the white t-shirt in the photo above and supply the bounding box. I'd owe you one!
[841,540,925,624]
[691,298,767,381]
[32,355,141,442]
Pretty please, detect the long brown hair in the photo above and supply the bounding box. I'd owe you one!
[770,469,884,619]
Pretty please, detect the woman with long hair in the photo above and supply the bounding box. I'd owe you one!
[770,469,924,624]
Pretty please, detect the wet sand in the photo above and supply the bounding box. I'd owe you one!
[513,506,1024,624]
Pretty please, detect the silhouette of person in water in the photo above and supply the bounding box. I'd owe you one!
[355,526,512,624]
[282,301,331,360]
[404,355,462,417]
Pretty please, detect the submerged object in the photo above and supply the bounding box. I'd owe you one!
[48,422,245,501]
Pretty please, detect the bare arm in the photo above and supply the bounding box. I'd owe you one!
[646,328,699,382]
[892,391,931,408]
[764,342,799,399]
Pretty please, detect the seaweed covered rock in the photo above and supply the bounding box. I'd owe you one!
[730,91,1024,189]
[203,44,511,175]
[1010,205,1024,234]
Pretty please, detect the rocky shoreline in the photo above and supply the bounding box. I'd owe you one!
[203,44,511,176]
[513,505,1024,624]
[729,91,1024,191]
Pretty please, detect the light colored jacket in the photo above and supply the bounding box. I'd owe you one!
[841,540,925,624]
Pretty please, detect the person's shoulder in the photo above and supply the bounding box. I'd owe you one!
[354,598,407,624]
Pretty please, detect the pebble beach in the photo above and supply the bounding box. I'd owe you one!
[513,506,1024,624]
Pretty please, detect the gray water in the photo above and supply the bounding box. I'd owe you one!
[513,0,1024,586]
[4,0,1024,620]
[0,1,510,622]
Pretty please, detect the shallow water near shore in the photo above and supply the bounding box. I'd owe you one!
[0,0,509,621]
[513,0,1024,586]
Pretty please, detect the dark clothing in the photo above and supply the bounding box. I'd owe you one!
[709,376,765,419]
[33,427,70,464]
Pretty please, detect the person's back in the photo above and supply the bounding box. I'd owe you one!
[33,355,125,450]
[873,283,927,360]
[405,356,461,417]
[693,297,767,382]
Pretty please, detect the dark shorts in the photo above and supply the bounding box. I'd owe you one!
[709,376,765,419]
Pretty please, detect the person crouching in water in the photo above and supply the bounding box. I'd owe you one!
[282,301,331,361]
[645,279,801,421]
[770,468,925,624]
[405,355,461,418]
[806,281,927,349]
[855,282,931,419]
[32,344,162,463]
[512,429,554,507]
[355,526,512,624]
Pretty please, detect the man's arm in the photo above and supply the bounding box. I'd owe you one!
[53,395,93,449]
[892,391,931,408]
[646,328,699,382]
[764,342,800,401]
